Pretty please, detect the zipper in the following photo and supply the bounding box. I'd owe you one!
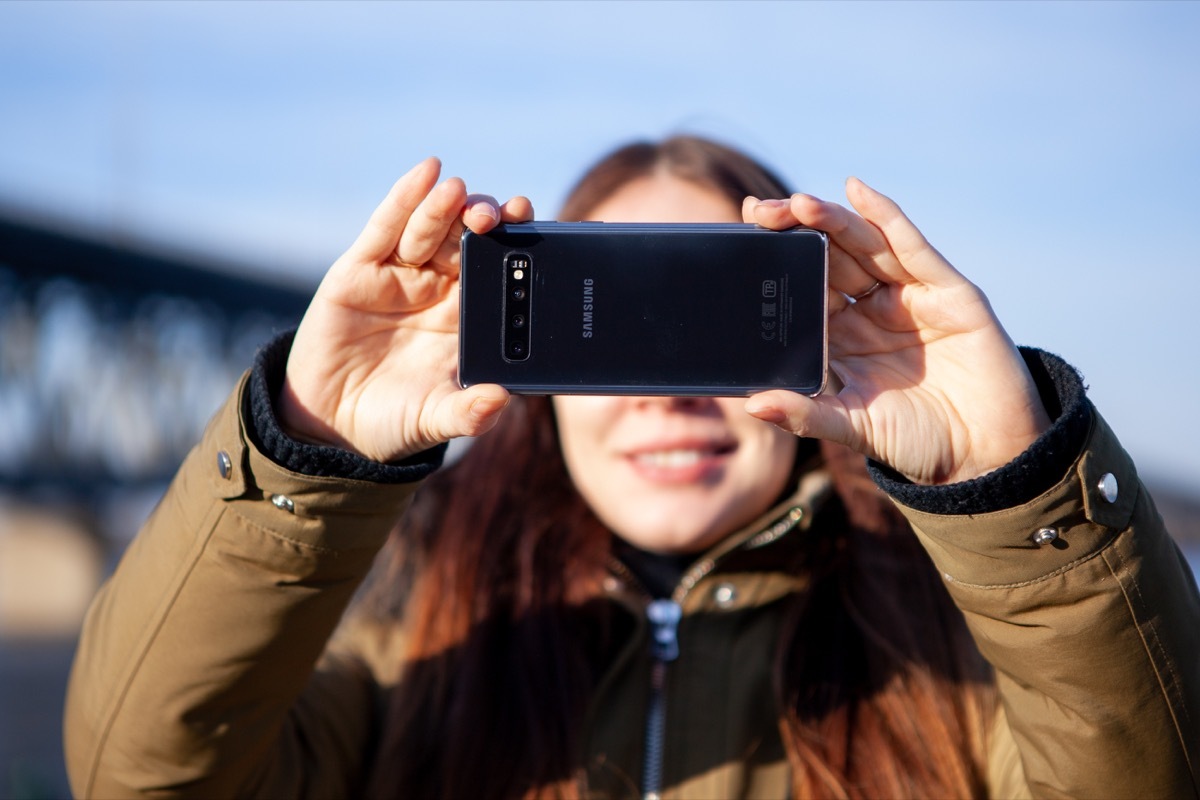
[618,505,807,800]
[641,599,681,800]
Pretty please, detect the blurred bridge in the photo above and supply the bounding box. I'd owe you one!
[0,215,316,797]
[0,214,315,497]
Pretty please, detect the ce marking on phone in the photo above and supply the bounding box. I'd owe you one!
[760,279,778,341]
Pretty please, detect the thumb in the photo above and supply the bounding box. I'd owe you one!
[745,391,860,450]
[434,385,512,441]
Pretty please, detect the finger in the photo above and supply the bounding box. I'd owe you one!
[844,178,966,288]
[786,192,910,285]
[828,241,882,301]
[747,198,880,301]
[827,284,852,315]
[746,198,795,230]
[434,195,535,272]
[435,384,512,440]
[500,195,534,223]
[429,234,464,274]
[396,177,468,266]
[462,193,501,234]
[351,157,442,262]
[744,390,861,451]
[741,196,764,223]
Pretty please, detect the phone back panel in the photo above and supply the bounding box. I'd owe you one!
[459,222,828,395]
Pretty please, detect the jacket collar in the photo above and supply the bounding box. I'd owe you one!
[607,463,836,610]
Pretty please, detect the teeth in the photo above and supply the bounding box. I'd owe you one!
[634,449,705,468]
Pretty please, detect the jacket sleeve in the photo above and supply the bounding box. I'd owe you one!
[892,408,1200,798]
[63,373,422,799]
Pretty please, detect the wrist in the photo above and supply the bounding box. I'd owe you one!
[247,330,446,482]
[276,377,360,454]
[870,348,1090,515]
[939,401,1053,485]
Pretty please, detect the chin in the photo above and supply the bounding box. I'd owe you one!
[612,514,731,556]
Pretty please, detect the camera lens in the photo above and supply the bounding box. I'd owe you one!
[511,314,526,328]
[511,287,527,301]
[511,342,525,356]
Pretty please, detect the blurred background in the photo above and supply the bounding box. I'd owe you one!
[1,1,1198,796]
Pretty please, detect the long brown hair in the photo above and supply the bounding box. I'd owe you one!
[362,136,994,799]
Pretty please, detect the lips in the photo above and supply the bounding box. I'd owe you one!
[623,440,737,484]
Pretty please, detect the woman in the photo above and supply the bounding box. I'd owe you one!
[65,137,1199,799]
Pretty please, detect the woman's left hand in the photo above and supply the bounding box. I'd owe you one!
[742,180,1052,486]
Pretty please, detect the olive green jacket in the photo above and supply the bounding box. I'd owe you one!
[64,374,1200,799]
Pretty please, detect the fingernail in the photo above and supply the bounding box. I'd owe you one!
[473,202,499,221]
[469,393,510,418]
[756,199,789,209]
[746,404,786,424]
[469,396,496,420]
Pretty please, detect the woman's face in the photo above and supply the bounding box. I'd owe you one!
[553,173,799,555]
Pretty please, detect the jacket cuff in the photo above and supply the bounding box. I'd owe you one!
[247,330,446,483]
[894,407,1138,586]
[868,348,1092,515]
[202,372,423,553]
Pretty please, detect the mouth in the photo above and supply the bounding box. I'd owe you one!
[624,441,737,484]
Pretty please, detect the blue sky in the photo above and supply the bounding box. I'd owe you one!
[2,0,1198,487]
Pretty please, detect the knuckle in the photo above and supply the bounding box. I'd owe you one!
[785,417,812,437]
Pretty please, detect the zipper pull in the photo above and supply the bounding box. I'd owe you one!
[646,599,682,662]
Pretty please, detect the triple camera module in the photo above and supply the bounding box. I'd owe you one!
[504,253,532,361]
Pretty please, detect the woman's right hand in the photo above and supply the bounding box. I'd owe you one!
[278,157,532,463]
[742,181,1050,486]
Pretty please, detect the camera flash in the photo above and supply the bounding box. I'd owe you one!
[512,269,525,281]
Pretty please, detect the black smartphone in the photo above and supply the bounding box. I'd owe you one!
[458,222,828,396]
